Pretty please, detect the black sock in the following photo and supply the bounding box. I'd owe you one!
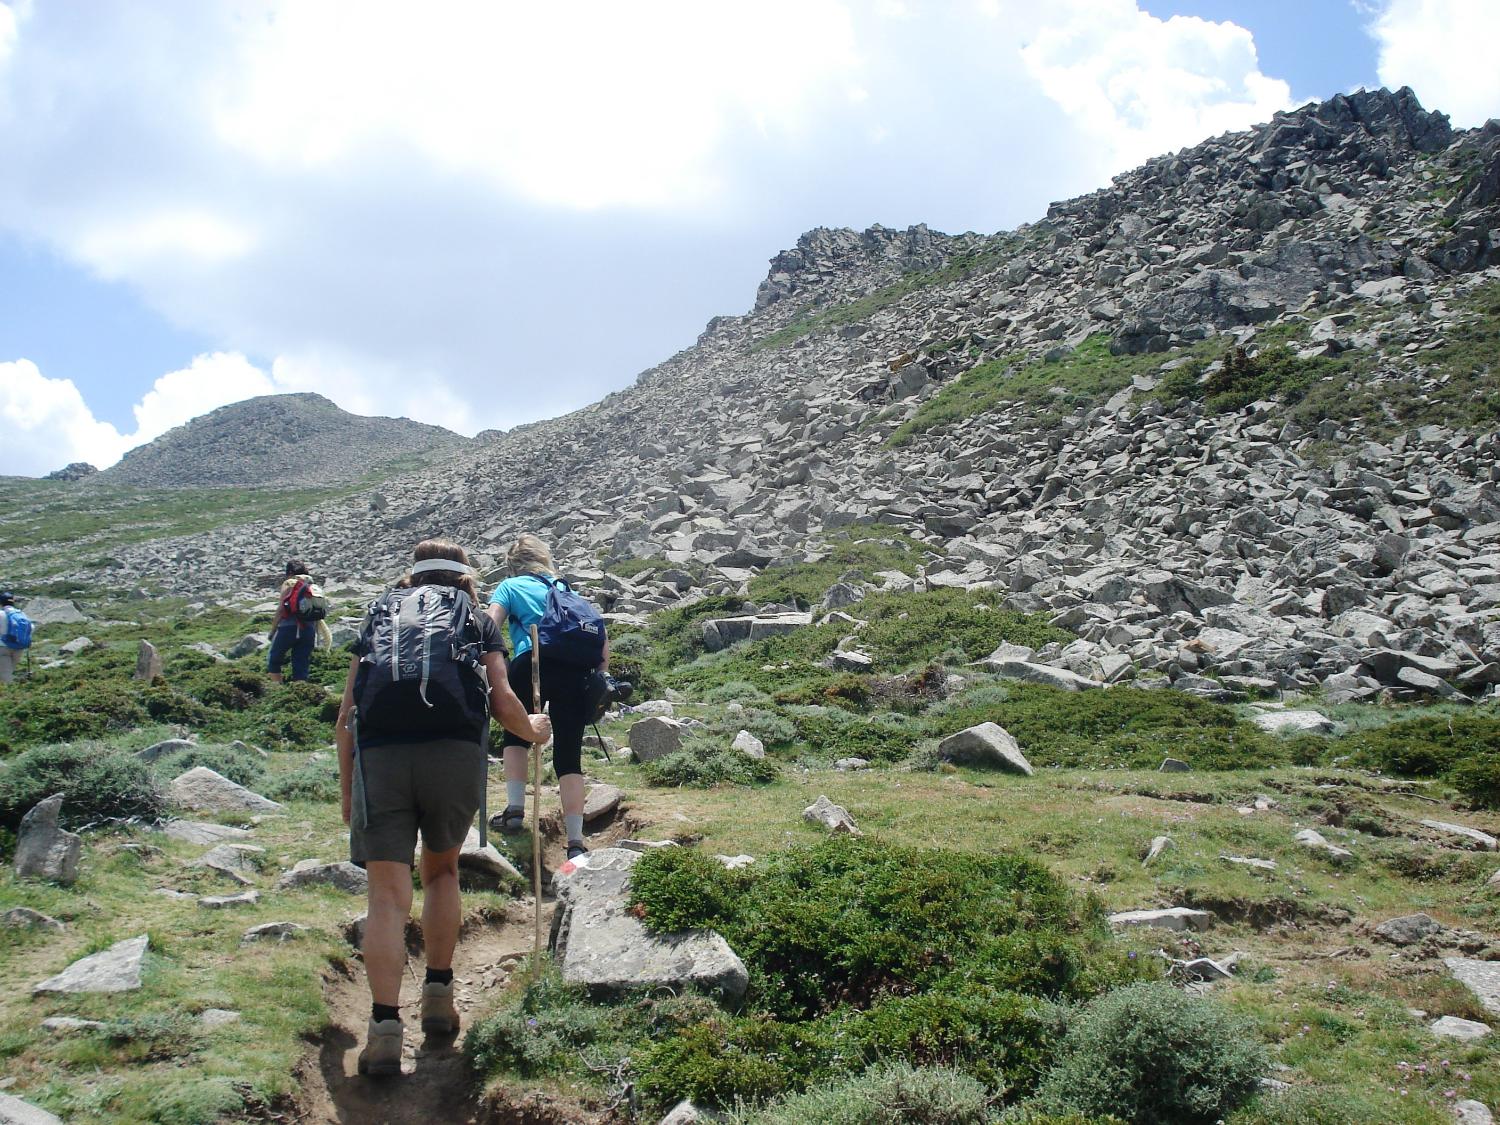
[371,1003,400,1023]
[425,968,453,986]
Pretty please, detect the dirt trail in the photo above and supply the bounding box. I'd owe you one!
[291,814,635,1125]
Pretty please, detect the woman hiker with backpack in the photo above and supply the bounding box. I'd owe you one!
[486,534,608,863]
[267,558,331,682]
[335,539,552,1077]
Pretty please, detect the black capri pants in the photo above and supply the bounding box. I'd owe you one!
[502,650,587,777]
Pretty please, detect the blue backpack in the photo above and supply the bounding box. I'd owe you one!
[2,606,33,651]
[534,576,606,668]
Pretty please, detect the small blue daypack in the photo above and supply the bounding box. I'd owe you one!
[2,606,33,651]
[534,577,606,668]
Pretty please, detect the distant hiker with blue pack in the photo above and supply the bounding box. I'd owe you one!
[267,558,331,683]
[486,534,610,862]
[335,538,551,1077]
[0,591,32,685]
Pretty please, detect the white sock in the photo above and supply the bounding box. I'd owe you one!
[565,814,584,844]
[506,781,526,809]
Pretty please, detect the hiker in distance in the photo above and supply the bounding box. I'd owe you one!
[486,534,608,862]
[0,591,32,685]
[336,539,552,1077]
[267,558,331,683]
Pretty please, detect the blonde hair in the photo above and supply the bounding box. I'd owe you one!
[397,538,480,602]
[506,534,554,577]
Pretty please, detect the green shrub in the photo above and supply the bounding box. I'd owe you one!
[0,679,148,751]
[630,837,1144,1023]
[745,527,923,610]
[1335,714,1500,807]
[705,681,774,705]
[841,989,1062,1093]
[636,1016,834,1109]
[153,745,265,789]
[934,683,1275,770]
[641,736,780,788]
[0,742,166,831]
[1036,982,1267,1124]
[729,1062,993,1124]
[781,705,924,764]
[263,757,339,802]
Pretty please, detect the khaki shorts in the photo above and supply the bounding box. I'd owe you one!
[350,739,486,867]
[0,647,18,684]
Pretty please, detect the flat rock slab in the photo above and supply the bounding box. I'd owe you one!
[1432,1015,1492,1041]
[199,1009,242,1028]
[1447,959,1500,1016]
[14,794,81,885]
[1108,908,1214,933]
[191,843,265,877]
[2,907,64,932]
[628,717,687,763]
[41,1017,107,1034]
[1422,820,1499,851]
[1375,913,1444,945]
[1221,854,1277,871]
[1455,1100,1495,1125]
[199,890,259,909]
[33,934,149,994]
[0,1092,66,1125]
[135,738,197,763]
[1252,710,1337,735]
[19,596,86,625]
[583,784,624,823]
[169,767,282,814]
[276,860,367,893]
[1295,828,1353,860]
[242,921,309,945]
[937,722,1033,774]
[454,828,522,882]
[977,658,1103,691]
[159,820,251,846]
[803,794,861,835]
[551,848,748,1000]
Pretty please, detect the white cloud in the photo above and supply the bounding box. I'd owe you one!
[0,1,1311,465]
[1019,0,1293,176]
[0,352,289,475]
[0,4,17,65]
[1,359,131,474]
[1369,0,1500,127]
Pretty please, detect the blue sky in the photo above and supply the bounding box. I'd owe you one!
[1,0,1496,476]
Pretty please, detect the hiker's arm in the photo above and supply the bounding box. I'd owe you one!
[486,601,507,631]
[336,655,358,824]
[481,651,551,745]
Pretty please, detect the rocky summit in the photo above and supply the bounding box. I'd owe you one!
[53,89,1500,704]
[98,392,468,489]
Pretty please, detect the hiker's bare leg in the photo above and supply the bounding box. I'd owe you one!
[365,860,415,1007]
[418,844,462,972]
[503,743,527,788]
[559,772,585,818]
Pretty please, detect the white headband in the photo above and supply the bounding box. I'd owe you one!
[410,558,475,577]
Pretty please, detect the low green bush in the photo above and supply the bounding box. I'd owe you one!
[640,736,780,788]
[728,1062,993,1125]
[1334,714,1500,807]
[152,745,265,789]
[0,679,148,752]
[1036,981,1267,1124]
[263,757,339,802]
[636,1016,834,1109]
[0,742,166,831]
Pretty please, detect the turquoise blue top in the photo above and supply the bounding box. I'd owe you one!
[489,574,551,657]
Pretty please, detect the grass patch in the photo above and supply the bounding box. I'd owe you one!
[746,526,926,609]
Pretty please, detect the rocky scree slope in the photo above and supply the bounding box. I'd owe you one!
[99,391,470,488]
[78,89,1500,705]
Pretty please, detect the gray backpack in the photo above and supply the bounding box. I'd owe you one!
[352,586,489,743]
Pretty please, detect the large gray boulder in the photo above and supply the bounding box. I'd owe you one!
[700,613,811,652]
[159,820,252,846]
[135,738,197,763]
[1252,710,1337,735]
[976,657,1103,691]
[937,723,1033,774]
[276,860,367,893]
[0,1092,66,1125]
[629,717,687,763]
[550,848,748,1000]
[33,934,149,994]
[14,794,81,885]
[1108,908,1214,933]
[17,596,86,625]
[169,767,283,814]
[803,794,861,835]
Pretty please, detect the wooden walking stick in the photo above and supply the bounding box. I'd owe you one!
[529,624,544,973]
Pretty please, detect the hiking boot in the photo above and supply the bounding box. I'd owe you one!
[420,981,460,1036]
[356,1017,403,1077]
[566,841,589,862]
[489,805,526,835]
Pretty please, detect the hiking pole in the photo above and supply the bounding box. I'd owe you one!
[529,624,544,977]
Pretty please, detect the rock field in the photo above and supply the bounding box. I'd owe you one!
[30,87,1500,706]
